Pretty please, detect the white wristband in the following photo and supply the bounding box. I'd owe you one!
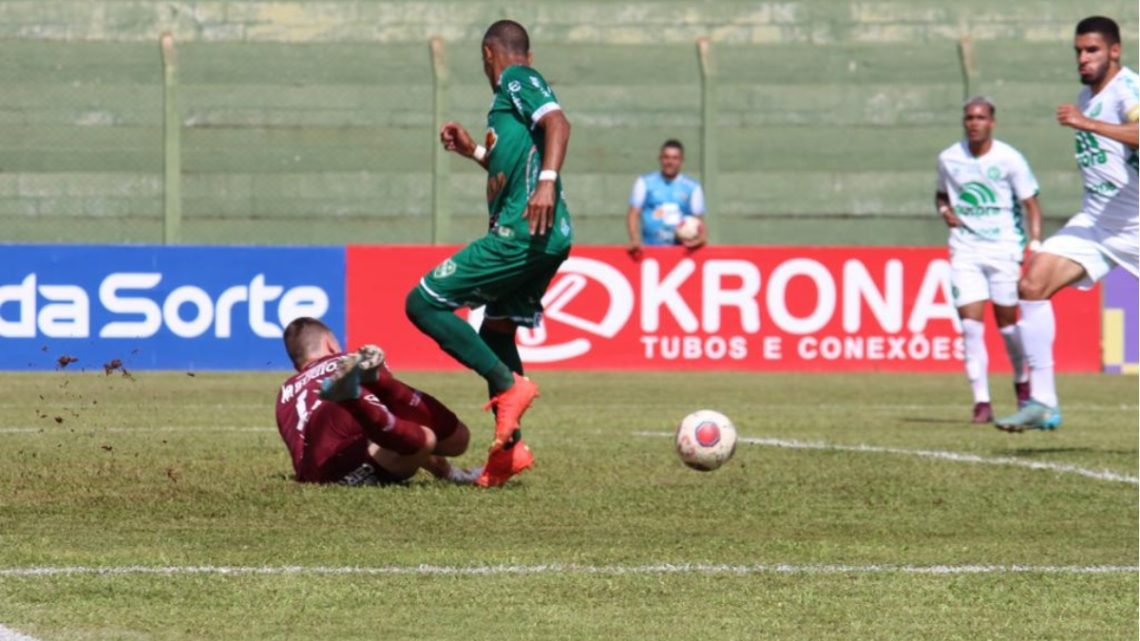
[1028,240,1042,252]
[538,169,558,182]
[473,145,487,161]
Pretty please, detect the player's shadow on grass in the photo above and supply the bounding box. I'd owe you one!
[267,473,519,490]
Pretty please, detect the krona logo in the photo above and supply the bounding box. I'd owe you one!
[469,256,956,363]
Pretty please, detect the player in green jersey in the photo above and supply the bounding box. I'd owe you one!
[404,19,572,487]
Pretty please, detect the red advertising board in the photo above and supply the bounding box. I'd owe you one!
[346,245,1101,372]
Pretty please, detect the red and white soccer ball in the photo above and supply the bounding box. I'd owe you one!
[675,409,737,471]
[675,216,703,242]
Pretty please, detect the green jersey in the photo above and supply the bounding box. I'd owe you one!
[483,65,572,254]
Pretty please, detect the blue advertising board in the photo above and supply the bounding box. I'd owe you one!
[0,245,345,370]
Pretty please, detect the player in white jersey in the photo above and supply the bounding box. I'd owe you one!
[935,96,1042,423]
[996,16,1139,432]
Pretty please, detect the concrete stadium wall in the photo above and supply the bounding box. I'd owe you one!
[1,1,1136,245]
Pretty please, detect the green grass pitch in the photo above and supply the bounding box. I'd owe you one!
[0,369,1135,640]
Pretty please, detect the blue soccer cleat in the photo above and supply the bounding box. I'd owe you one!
[994,399,1062,433]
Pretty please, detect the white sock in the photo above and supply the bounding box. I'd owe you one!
[999,324,1029,384]
[962,318,989,403]
[1018,300,1058,407]
[446,466,482,484]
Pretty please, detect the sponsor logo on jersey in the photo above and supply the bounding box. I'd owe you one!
[530,75,552,98]
[1075,131,1107,167]
[508,80,522,93]
[1088,102,1103,118]
[954,181,1000,217]
[1085,180,1120,196]
[433,259,456,279]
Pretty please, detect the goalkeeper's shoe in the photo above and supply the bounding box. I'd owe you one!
[483,373,539,450]
[319,352,363,401]
[995,399,1062,433]
[475,439,534,488]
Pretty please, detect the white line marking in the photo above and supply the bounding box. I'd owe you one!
[0,426,268,434]
[636,432,1139,485]
[0,624,43,641]
[0,564,1134,578]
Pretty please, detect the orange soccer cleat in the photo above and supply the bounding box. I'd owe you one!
[474,439,534,488]
[483,373,539,450]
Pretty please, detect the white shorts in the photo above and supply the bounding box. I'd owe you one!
[1041,212,1140,289]
[950,252,1021,307]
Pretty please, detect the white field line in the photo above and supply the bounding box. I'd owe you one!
[0,563,1135,578]
[0,625,41,641]
[636,432,1139,485]
[0,426,269,434]
[0,625,42,641]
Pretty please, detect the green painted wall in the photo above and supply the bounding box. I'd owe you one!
[1,1,1135,245]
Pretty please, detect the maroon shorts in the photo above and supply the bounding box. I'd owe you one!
[297,399,427,484]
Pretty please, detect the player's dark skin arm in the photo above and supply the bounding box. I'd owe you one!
[439,122,489,169]
[625,204,643,258]
[934,191,961,228]
[525,110,571,235]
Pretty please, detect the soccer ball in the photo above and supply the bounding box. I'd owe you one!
[675,216,703,242]
[675,410,737,471]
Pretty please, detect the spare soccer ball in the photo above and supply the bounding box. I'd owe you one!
[675,410,737,471]
[675,216,703,242]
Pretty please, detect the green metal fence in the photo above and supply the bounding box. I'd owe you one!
[1,1,1134,246]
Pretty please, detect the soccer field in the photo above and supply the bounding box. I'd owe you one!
[0,370,1135,640]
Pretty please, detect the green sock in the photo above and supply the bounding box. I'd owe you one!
[405,289,514,393]
[479,323,523,397]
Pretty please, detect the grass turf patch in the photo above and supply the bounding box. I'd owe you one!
[0,370,1135,639]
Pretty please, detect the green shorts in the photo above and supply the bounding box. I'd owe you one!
[416,234,569,328]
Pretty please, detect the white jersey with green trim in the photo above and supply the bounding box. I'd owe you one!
[1074,66,1139,231]
[936,139,1039,260]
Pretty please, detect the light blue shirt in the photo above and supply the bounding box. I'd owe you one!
[630,172,705,245]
